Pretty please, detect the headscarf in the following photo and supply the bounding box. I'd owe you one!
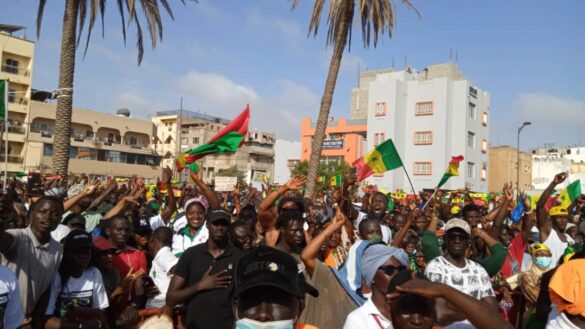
[549,259,585,317]
[184,195,209,213]
[361,243,409,288]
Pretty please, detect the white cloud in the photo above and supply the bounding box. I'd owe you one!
[175,72,319,140]
[246,9,305,52]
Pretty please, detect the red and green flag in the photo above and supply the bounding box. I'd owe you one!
[437,155,464,188]
[330,175,342,187]
[352,139,403,181]
[0,80,7,121]
[177,105,250,171]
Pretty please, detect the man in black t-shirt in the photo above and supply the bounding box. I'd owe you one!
[166,208,243,329]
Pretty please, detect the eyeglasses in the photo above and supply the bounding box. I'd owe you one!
[379,264,407,276]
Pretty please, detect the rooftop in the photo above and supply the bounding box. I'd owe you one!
[154,109,231,125]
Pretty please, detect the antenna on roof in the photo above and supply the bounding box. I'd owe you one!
[392,56,395,69]
[455,51,459,62]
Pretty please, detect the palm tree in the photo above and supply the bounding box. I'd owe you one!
[292,0,416,195]
[36,0,187,175]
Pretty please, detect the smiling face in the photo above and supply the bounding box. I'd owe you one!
[29,199,62,237]
[186,202,206,230]
[107,218,131,249]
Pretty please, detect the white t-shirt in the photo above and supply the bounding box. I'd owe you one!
[146,247,178,308]
[425,256,495,329]
[148,215,167,231]
[171,224,209,256]
[45,267,109,316]
[0,265,24,329]
[546,312,580,329]
[51,224,71,243]
[355,211,392,244]
[343,297,393,329]
[543,230,568,268]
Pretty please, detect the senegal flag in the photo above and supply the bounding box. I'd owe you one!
[437,155,464,188]
[330,175,342,187]
[317,176,326,183]
[0,80,7,121]
[352,139,403,181]
[177,105,250,171]
[559,180,581,209]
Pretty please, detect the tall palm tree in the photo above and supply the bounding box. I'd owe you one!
[36,0,187,175]
[292,0,416,195]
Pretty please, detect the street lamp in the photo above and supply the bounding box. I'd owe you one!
[517,121,532,199]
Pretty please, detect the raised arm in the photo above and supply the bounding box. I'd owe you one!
[537,172,567,242]
[487,183,512,239]
[258,175,306,230]
[160,167,177,222]
[300,208,346,276]
[63,182,99,211]
[190,170,219,209]
[104,187,143,219]
[87,181,117,211]
[391,215,413,247]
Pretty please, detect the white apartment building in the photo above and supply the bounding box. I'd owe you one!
[531,146,585,191]
[356,63,490,192]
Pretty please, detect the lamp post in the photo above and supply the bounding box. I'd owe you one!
[517,121,532,199]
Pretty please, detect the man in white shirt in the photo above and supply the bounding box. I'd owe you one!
[146,227,178,308]
[0,264,24,329]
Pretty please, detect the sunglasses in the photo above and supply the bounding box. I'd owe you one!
[379,264,407,276]
[446,233,471,242]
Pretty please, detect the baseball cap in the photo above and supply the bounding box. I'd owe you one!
[234,246,318,299]
[133,218,153,236]
[206,208,231,224]
[444,218,471,235]
[93,236,117,252]
[63,229,93,250]
[549,206,568,217]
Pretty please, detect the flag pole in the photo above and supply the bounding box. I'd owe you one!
[401,166,416,195]
[2,80,8,191]
[422,187,438,210]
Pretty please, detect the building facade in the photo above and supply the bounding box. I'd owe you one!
[152,110,276,183]
[300,117,367,166]
[531,146,585,191]
[25,101,162,178]
[356,63,490,192]
[488,146,532,192]
[0,25,35,174]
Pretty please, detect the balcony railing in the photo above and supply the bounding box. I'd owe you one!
[1,64,30,76]
[7,96,28,106]
[7,126,25,134]
[0,155,23,163]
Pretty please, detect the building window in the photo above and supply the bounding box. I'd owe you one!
[467,162,475,178]
[374,133,386,146]
[413,162,432,175]
[481,112,488,126]
[375,102,387,117]
[481,139,488,153]
[129,136,139,145]
[468,103,476,119]
[467,131,475,148]
[193,137,199,144]
[180,138,188,145]
[415,101,433,116]
[414,131,433,145]
[469,86,478,98]
[2,58,19,74]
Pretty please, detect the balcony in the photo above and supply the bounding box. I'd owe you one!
[1,64,30,77]
[0,154,23,163]
[7,125,25,134]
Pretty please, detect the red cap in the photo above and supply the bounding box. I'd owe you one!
[93,236,116,252]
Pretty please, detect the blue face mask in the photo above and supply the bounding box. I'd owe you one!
[535,257,552,268]
[235,318,294,329]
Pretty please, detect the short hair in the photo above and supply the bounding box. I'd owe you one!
[277,196,305,214]
[231,221,251,234]
[372,192,389,203]
[107,215,129,229]
[358,218,381,234]
[238,205,257,223]
[275,210,304,230]
[27,196,65,221]
[462,204,480,216]
[152,227,173,247]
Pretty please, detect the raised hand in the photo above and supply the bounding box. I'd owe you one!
[284,175,307,191]
[395,277,444,299]
[503,182,514,201]
[331,207,347,231]
[161,166,173,184]
[197,267,232,291]
[553,172,568,185]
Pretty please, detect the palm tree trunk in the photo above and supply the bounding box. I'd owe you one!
[52,0,79,176]
[306,0,354,196]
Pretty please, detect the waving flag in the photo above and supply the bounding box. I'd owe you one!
[559,180,581,209]
[177,105,250,171]
[352,139,403,181]
[437,155,464,188]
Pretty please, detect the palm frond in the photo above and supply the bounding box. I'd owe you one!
[116,0,128,46]
[134,9,145,63]
[77,0,87,46]
[36,0,47,38]
[80,0,104,58]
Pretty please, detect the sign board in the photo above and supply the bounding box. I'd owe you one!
[252,171,268,183]
[322,139,344,150]
[214,176,238,192]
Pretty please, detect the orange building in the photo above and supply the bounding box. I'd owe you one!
[300,117,367,165]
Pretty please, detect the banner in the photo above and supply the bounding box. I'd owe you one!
[214,176,238,192]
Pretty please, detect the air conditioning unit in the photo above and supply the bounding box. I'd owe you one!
[41,131,52,138]
[74,134,84,141]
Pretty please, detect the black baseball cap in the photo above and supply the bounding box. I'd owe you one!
[63,229,93,250]
[234,246,318,299]
[206,208,231,224]
[133,218,153,236]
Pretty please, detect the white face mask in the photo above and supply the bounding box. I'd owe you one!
[235,318,294,329]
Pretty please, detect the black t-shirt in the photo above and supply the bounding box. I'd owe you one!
[175,242,244,329]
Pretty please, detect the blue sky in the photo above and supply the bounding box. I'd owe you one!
[2,0,584,149]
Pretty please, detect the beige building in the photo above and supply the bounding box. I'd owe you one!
[0,24,35,173]
[488,145,532,192]
[25,100,162,178]
[152,110,275,183]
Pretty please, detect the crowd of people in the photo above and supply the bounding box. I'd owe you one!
[0,167,583,329]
